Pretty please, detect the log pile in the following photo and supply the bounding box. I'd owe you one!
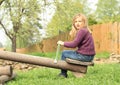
[0,66,16,85]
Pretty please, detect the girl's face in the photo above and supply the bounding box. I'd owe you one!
[74,17,84,30]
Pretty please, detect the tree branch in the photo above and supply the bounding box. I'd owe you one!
[0,20,12,40]
[0,0,5,6]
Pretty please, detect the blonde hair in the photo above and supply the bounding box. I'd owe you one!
[69,13,91,38]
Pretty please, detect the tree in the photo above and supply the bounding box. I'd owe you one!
[88,14,98,25]
[0,0,42,52]
[46,0,91,37]
[0,0,5,5]
[95,0,120,23]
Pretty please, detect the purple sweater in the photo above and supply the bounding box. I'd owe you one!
[64,28,95,56]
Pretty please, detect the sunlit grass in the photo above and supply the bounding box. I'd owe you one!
[28,52,61,59]
[28,51,110,59]
[7,63,120,85]
[6,52,119,85]
[95,51,110,58]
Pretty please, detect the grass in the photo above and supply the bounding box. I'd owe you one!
[7,63,120,85]
[6,52,120,85]
[95,51,110,59]
[28,52,61,59]
[28,51,110,59]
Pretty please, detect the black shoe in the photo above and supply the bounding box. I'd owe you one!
[58,73,68,78]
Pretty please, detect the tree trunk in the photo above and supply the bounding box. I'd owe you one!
[11,36,16,52]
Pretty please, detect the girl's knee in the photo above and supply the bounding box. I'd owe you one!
[61,50,68,60]
[62,50,67,56]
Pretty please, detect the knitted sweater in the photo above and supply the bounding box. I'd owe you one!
[64,28,95,56]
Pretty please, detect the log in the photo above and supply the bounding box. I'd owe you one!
[0,51,87,73]
[0,72,16,84]
[65,58,94,78]
[66,58,94,66]
[0,66,13,76]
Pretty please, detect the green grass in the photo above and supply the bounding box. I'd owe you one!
[7,63,120,85]
[95,51,110,59]
[28,51,110,59]
[6,52,119,85]
[28,52,61,59]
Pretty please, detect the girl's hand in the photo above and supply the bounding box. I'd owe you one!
[57,40,64,45]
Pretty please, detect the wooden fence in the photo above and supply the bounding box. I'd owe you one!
[90,22,120,54]
[16,22,120,54]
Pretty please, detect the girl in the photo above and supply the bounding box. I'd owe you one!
[57,13,96,78]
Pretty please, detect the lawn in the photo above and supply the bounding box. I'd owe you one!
[7,63,120,85]
[6,52,120,85]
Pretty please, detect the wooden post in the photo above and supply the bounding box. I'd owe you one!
[0,66,12,76]
[0,72,16,84]
[0,51,87,73]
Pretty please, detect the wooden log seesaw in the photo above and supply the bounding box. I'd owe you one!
[66,58,94,77]
[0,51,94,78]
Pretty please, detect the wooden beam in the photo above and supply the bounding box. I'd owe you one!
[0,51,87,73]
[66,58,94,66]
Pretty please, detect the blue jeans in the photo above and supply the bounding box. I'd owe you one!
[60,50,94,75]
[61,50,94,62]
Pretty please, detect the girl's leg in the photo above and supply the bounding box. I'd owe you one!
[59,50,77,77]
[59,50,94,77]
[62,50,94,62]
[61,50,79,60]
